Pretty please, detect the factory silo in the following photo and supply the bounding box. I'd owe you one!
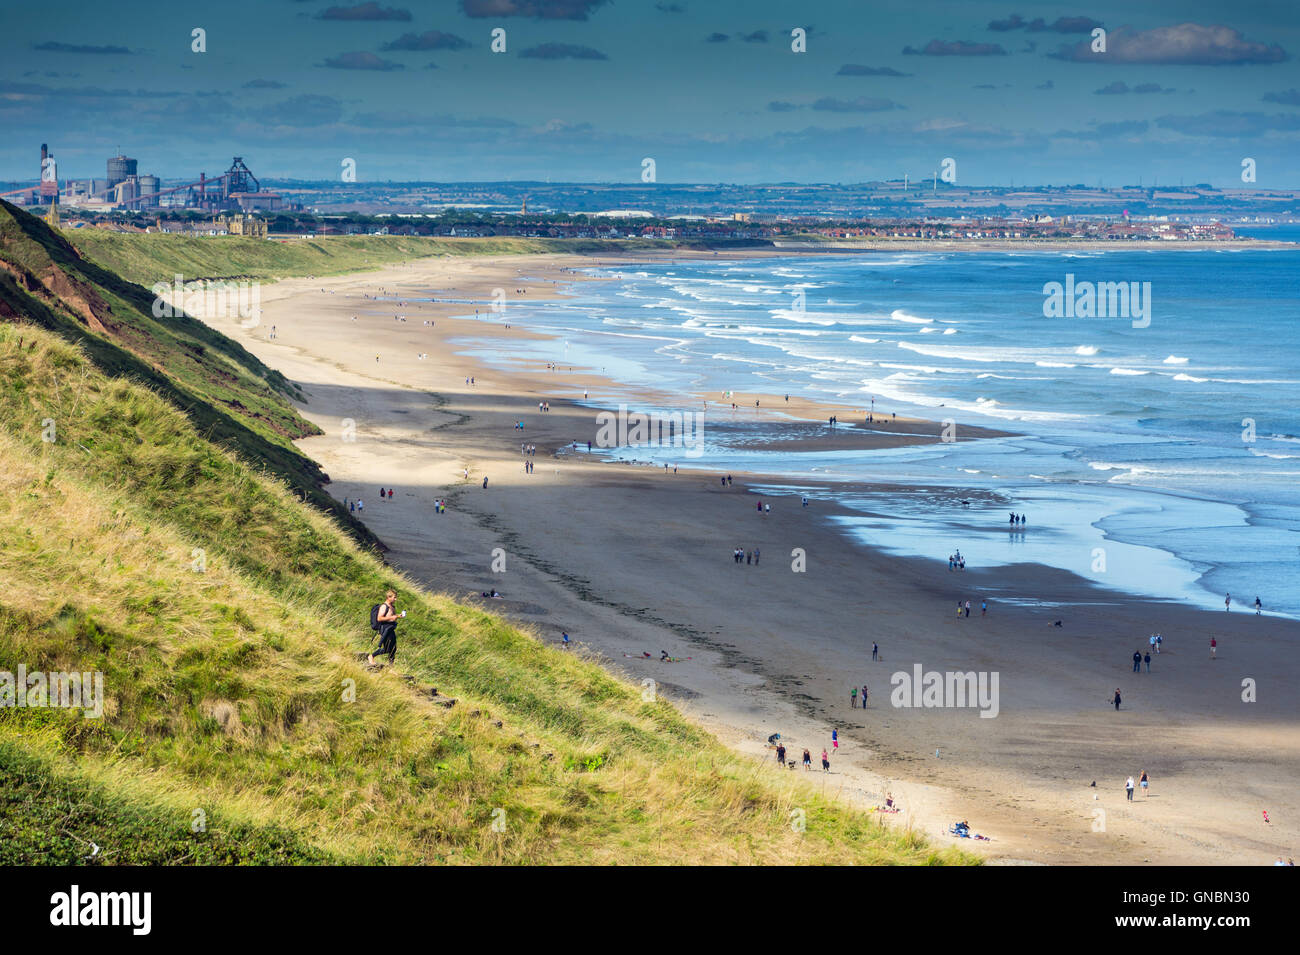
[107,155,137,187]
[137,174,160,207]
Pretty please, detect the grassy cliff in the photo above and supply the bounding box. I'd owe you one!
[0,212,972,865]
[69,230,744,288]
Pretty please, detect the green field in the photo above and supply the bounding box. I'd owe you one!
[69,230,739,287]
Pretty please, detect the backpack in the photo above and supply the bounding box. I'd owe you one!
[370,603,385,632]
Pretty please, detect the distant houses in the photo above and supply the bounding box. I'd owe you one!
[151,214,268,237]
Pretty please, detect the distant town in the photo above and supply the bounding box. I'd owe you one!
[4,142,1297,244]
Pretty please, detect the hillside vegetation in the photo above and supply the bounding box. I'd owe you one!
[0,210,973,865]
[70,230,750,288]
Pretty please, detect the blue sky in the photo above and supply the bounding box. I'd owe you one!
[2,0,1298,186]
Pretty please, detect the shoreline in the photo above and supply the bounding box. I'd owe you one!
[198,249,1300,865]
[772,238,1297,252]
[437,260,1285,619]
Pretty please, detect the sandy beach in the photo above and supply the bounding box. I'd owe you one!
[195,250,1300,866]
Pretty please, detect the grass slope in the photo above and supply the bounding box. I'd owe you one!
[0,324,973,865]
[0,199,379,551]
[71,231,764,287]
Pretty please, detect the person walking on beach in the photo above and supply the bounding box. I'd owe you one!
[850,686,858,708]
[872,642,879,662]
[821,749,830,772]
[1156,633,1162,654]
[1113,688,1122,711]
[775,743,786,766]
[561,631,570,650]
[1225,593,1231,612]
[1255,596,1262,615]
[803,748,812,771]
[964,600,971,618]
[981,599,987,616]
[1140,769,1149,797]
[754,548,760,565]
[831,729,838,753]
[861,684,868,708]
[1125,776,1135,801]
[956,601,963,619]
[1132,650,1142,673]
[1144,652,1151,673]
[1210,636,1217,658]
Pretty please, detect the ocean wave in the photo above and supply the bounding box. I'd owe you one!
[890,309,934,325]
[1110,367,1149,376]
[1249,448,1300,460]
[771,309,837,326]
[1162,355,1189,364]
[1172,373,1208,383]
[1208,377,1300,385]
[1035,360,1076,368]
[1075,345,1099,356]
[849,336,881,344]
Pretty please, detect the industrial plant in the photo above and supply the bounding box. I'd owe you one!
[0,145,284,213]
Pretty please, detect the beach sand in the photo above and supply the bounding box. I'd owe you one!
[196,250,1300,865]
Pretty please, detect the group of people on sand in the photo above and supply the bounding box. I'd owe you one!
[849,684,869,708]
[954,599,986,618]
[733,547,760,565]
[1009,512,1027,525]
[948,550,966,571]
[1124,770,1151,800]
[772,737,832,773]
[1224,593,1263,614]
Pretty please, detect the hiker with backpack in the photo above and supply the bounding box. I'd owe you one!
[368,589,404,666]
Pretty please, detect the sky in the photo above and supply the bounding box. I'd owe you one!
[1,0,1298,187]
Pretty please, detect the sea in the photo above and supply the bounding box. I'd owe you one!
[446,229,1300,618]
